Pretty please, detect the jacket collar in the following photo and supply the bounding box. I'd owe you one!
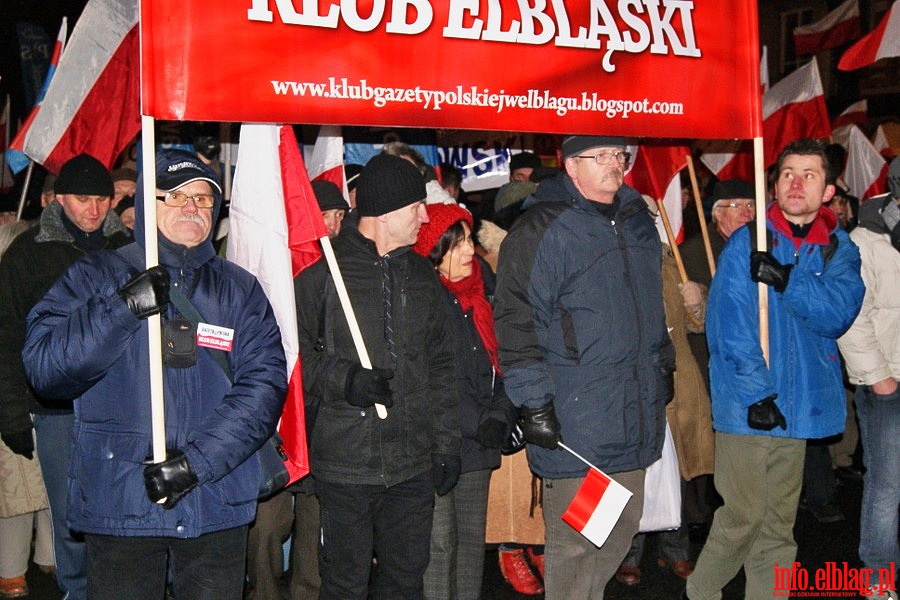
[767,202,836,248]
[34,200,129,245]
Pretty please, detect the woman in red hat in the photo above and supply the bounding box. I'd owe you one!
[413,203,514,600]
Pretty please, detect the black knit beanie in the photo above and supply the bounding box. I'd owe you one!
[356,154,426,217]
[54,154,114,197]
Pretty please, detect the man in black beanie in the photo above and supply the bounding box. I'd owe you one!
[0,153,130,600]
[294,153,460,599]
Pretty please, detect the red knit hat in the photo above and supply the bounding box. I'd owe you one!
[412,203,473,257]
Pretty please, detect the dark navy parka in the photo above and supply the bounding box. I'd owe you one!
[22,158,286,538]
[494,174,672,479]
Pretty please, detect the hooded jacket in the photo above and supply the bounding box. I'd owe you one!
[494,173,672,479]
[707,204,864,438]
[837,195,900,386]
[21,158,286,538]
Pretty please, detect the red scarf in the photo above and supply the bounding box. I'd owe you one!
[440,258,501,373]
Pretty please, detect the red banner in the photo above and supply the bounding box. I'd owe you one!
[141,0,761,140]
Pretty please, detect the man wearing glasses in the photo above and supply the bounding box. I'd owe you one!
[495,135,674,598]
[22,149,287,599]
[0,153,131,600]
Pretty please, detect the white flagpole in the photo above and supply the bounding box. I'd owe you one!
[15,161,34,221]
[318,235,388,420]
[753,136,770,366]
[141,115,167,463]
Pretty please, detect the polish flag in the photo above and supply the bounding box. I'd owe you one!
[832,99,868,130]
[833,124,889,200]
[227,123,327,485]
[15,0,140,174]
[562,468,633,548]
[793,0,861,56]
[702,58,830,180]
[625,144,690,244]
[307,125,347,198]
[5,18,67,174]
[839,0,900,71]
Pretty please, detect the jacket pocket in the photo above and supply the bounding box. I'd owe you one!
[312,403,372,466]
[72,429,153,520]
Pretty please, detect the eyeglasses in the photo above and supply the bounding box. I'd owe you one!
[572,151,632,166]
[155,191,215,209]
[717,201,755,211]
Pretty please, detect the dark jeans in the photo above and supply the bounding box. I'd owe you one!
[316,471,434,600]
[803,439,838,508]
[33,412,86,600]
[84,526,248,600]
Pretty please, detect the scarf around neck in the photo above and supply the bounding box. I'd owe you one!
[440,257,500,373]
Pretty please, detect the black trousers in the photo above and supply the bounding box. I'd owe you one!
[316,471,434,600]
[84,525,248,600]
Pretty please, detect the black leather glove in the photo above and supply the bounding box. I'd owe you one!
[474,418,507,449]
[2,430,34,459]
[751,251,792,292]
[519,402,563,449]
[143,449,199,509]
[118,266,170,319]
[344,365,394,408]
[747,395,787,431]
[431,453,461,496]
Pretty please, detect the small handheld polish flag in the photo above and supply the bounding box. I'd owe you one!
[559,443,633,548]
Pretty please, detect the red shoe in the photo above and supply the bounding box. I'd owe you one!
[657,557,695,579]
[498,547,544,595]
[0,576,28,599]
[525,546,545,579]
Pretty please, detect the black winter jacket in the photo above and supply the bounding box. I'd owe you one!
[0,203,130,434]
[294,228,460,486]
[438,285,513,474]
[494,174,672,478]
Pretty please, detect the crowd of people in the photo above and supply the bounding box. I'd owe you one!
[0,132,897,600]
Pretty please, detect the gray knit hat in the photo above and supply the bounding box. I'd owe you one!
[562,136,627,160]
[356,154,426,217]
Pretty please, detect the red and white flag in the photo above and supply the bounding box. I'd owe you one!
[793,0,861,55]
[307,125,346,197]
[702,58,830,180]
[16,0,140,173]
[6,18,67,174]
[228,123,328,486]
[832,99,868,130]
[562,468,633,548]
[625,144,690,244]
[833,124,889,200]
[839,0,900,70]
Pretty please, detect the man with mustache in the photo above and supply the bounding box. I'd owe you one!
[21,149,287,599]
[494,135,674,598]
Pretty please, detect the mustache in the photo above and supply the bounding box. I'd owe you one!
[174,215,206,226]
